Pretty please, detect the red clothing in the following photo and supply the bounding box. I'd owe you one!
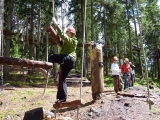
[120,63,131,74]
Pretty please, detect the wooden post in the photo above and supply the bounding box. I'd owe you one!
[90,42,104,100]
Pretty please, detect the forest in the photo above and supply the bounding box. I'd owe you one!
[0,0,160,79]
[0,0,160,120]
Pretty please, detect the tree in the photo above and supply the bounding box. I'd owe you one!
[3,0,14,78]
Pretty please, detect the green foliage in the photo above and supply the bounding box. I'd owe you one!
[2,0,160,78]
[104,75,113,87]
[104,75,160,89]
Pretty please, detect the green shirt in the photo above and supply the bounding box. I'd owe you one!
[56,26,78,60]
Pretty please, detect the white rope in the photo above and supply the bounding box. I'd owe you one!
[134,0,151,109]
[41,69,49,99]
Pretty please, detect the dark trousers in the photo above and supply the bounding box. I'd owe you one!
[112,75,119,93]
[48,54,75,100]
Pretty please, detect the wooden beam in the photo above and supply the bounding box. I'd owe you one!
[77,43,90,47]
[3,29,17,36]
[53,100,82,109]
[45,25,62,48]
[0,57,53,69]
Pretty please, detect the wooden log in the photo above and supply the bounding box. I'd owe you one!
[77,43,90,47]
[117,92,147,98]
[53,100,82,109]
[0,57,53,69]
[90,43,104,100]
[45,25,62,48]
[3,29,17,36]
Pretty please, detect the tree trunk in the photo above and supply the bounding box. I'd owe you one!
[3,0,14,79]
[90,43,104,100]
[126,0,133,62]
[103,9,108,76]
[0,0,4,56]
[132,6,143,76]
[52,0,58,78]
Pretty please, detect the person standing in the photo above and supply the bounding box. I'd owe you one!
[111,56,121,93]
[129,62,135,87]
[120,58,131,90]
[48,18,78,103]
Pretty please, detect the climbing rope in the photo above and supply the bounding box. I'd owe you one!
[134,0,151,109]
[41,69,49,99]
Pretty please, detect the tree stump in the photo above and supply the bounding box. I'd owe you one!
[90,42,104,100]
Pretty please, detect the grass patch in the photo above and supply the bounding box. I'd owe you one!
[3,72,54,87]
[104,75,113,87]
[151,107,160,113]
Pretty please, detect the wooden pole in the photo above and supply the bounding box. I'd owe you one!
[90,43,104,100]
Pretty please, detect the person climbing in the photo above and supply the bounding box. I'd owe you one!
[129,62,135,87]
[120,58,131,90]
[111,56,122,93]
[48,17,78,103]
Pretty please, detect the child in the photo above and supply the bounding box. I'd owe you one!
[111,56,121,93]
[129,62,135,87]
[49,18,78,103]
[120,58,131,90]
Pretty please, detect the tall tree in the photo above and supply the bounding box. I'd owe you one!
[3,0,14,78]
[0,0,4,57]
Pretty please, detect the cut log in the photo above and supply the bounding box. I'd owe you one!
[117,92,147,98]
[90,43,104,100]
[45,25,62,48]
[53,100,82,109]
[0,57,53,69]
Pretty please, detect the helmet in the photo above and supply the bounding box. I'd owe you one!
[66,27,76,35]
[113,56,118,61]
[124,58,129,62]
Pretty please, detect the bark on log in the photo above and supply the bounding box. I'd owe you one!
[117,93,147,98]
[45,25,62,48]
[90,43,104,100]
[0,57,53,69]
[53,100,82,109]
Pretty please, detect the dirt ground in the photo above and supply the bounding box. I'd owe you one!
[1,78,160,120]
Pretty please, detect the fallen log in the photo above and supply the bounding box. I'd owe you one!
[117,92,147,98]
[53,100,82,109]
[0,57,53,69]
[45,25,62,48]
